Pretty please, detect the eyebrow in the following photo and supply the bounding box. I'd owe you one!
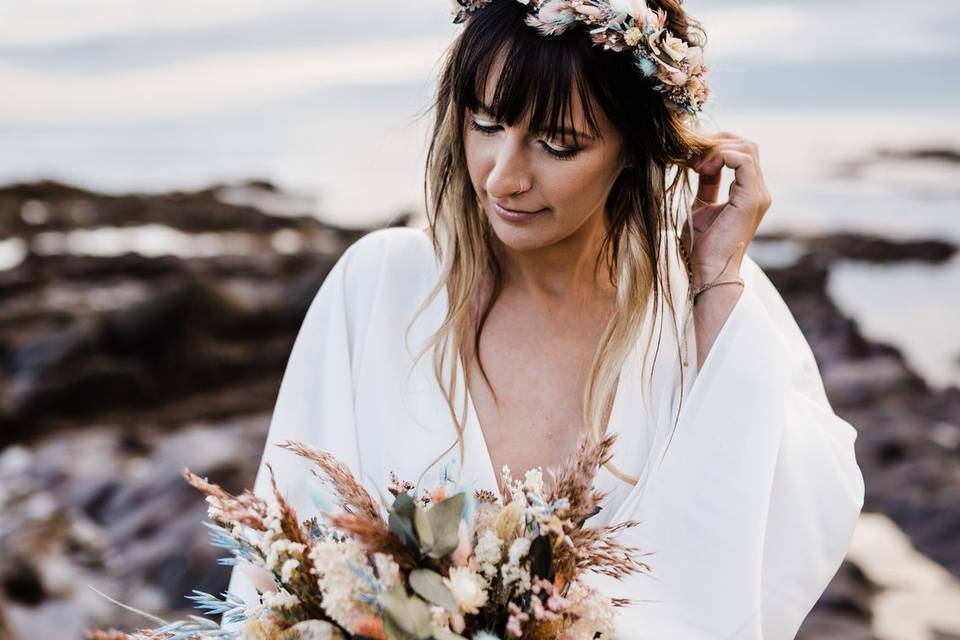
[475,101,596,142]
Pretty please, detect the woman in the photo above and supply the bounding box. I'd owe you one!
[227,0,865,637]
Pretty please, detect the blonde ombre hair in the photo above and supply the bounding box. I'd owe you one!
[405,0,715,486]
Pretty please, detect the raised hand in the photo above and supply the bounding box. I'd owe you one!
[684,131,773,284]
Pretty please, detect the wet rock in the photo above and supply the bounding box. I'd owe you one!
[0,418,269,640]
[798,560,875,639]
[0,180,416,448]
[757,231,956,265]
[0,180,413,638]
[876,147,960,164]
[0,179,957,638]
[0,179,347,239]
[757,251,960,581]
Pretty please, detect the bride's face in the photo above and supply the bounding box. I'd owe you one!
[463,59,628,251]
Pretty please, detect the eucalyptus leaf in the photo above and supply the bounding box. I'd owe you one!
[389,493,419,547]
[389,511,418,548]
[392,492,417,518]
[413,505,436,551]
[383,613,418,640]
[381,584,434,639]
[425,492,465,558]
[409,569,459,613]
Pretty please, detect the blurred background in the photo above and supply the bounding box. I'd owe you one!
[1,0,958,638]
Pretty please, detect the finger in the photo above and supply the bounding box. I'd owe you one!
[692,139,763,207]
[720,149,762,206]
[704,139,755,163]
[693,146,737,204]
[691,144,729,187]
[694,162,721,205]
[708,132,760,164]
[691,139,752,172]
[712,141,768,206]
[696,148,758,212]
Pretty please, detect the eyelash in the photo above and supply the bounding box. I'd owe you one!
[469,120,581,160]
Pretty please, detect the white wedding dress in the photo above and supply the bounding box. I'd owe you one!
[225,226,865,639]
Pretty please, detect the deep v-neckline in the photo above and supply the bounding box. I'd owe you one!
[457,347,629,500]
[417,227,632,499]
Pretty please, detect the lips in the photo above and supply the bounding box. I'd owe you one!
[491,200,547,223]
[493,201,544,214]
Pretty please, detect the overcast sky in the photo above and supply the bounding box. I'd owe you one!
[0,0,957,125]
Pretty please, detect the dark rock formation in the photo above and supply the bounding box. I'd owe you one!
[0,180,957,639]
[751,234,960,581]
[0,179,408,639]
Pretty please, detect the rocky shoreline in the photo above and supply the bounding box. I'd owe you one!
[0,180,957,639]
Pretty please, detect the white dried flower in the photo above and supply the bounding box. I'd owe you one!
[265,539,306,571]
[501,537,533,593]
[563,580,616,639]
[258,501,286,557]
[507,536,531,564]
[262,588,300,610]
[623,26,642,46]
[372,552,401,590]
[429,603,451,628]
[523,468,544,497]
[309,539,378,629]
[471,530,503,582]
[280,558,300,583]
[662,34,689,62]
[443,567,489,614]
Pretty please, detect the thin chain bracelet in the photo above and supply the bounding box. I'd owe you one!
[691,278,744,305]
[683,243,745,305]
[677,227,745,304]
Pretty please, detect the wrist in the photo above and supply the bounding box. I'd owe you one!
[691,278,743,306]
[691,259,742,289]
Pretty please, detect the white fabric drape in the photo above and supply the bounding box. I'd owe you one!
[225,227,865,639]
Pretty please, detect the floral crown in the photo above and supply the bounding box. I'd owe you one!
[450,0,710,116]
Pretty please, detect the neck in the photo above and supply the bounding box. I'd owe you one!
[495,212,614,303]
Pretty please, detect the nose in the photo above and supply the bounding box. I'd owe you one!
[485,131,534,200]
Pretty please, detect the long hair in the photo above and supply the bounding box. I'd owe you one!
[405,0,715,486]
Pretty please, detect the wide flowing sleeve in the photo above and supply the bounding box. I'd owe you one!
[584,253,866,639]
[223,236,375,619]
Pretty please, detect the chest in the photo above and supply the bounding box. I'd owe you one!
[461,294,618,484]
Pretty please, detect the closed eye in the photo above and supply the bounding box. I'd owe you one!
[468,120,581,160]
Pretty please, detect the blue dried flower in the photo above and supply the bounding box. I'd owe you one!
[635,56,658,78]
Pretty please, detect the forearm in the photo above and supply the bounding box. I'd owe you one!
[692,266,744,370]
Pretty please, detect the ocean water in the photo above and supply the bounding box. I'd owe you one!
[1,0,958,387]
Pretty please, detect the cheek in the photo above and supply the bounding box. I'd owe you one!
[463,125,493,162]
[545,157,614,210]
[463,133,491,185]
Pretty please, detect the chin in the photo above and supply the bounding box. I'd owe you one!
[485,209,556,252]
